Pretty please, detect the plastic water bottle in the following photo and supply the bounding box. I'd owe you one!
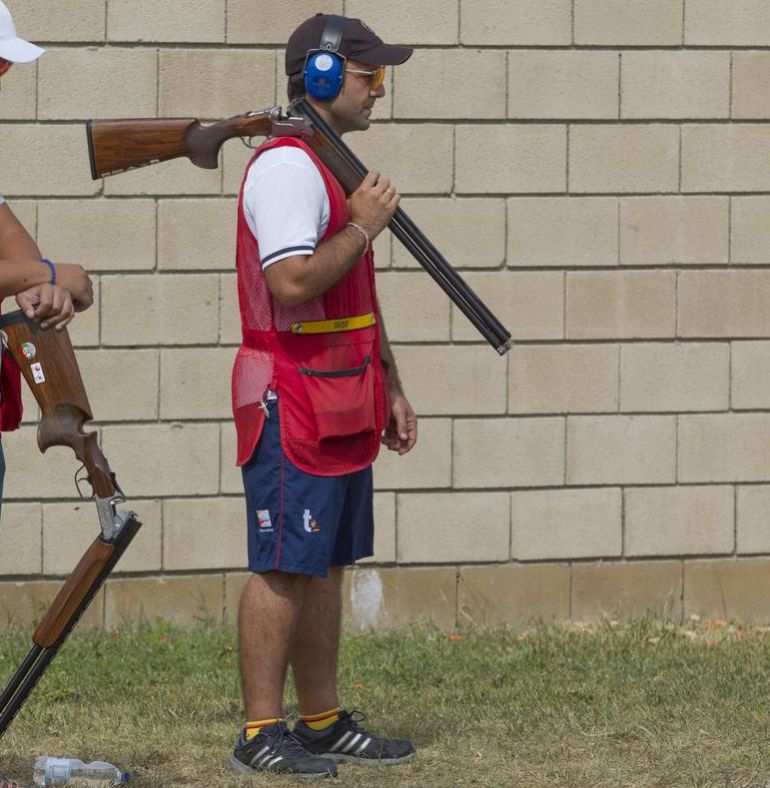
[32,757,130,786]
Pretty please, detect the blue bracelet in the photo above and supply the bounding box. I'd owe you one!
[40,258,56,285]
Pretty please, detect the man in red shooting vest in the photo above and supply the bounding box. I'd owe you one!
[230,13,417,779]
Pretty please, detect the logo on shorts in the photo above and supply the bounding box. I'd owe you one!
[303,509,321,534]
[257,509,273,532]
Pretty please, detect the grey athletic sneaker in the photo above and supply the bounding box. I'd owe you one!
[293,709,415,765]
[229,721,337,779]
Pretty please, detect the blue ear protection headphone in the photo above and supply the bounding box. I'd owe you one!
[303,15,347,101]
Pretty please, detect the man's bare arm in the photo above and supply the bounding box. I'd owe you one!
[0,203,94,310]
[265,169,398,307]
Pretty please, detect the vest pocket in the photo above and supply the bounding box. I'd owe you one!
[298,354,375,441]
[279,343,378,444]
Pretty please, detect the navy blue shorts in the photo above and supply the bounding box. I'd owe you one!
[242,400,374,578]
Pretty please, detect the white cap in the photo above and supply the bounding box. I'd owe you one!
[0,1,44,63]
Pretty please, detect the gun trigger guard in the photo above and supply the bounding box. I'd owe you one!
[95,494,131,542]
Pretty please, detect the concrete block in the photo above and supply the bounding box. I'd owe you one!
[105,574,224,627]
[2,200,36,235]
[566,270,676,339]
[454,417,565,488]
[103,157,222,197]
[575,0,683,45]
[19,0,105,41]
[222,141,257,198]
[0,59,36,120]
[686,0,770,45]
[2,125,99,197]
[620,197,729,265]
[621,51,730,119]
[737,486,770,554]
[349,124,454,194]
[223,571,249,623]
[39,48,157,120]
[459,563,570,625]
[100,273,220,346]
[567,415,676,485]
[359,492,397,566]
[108,0,226,42]
[3,426,84,499]
[37,199,156,272]
[508,197,618,268]
[684,559,770,623]
[78,349,160,422]
[220,273,241,345]
[570,125,679,194]
[620,342,729,412]
[460,0,572,45]
[0,580,102,630]
[0,503,42,575]
[160,49,277,118]
[101,423,220,497]
[679,414,770,483]
[392,345,506,416]
[159,347,234,419]
[452,271,564,342]
[375,272,451,342]
[43,500,162,575]
[344,567,457,631]
[226,0,343,45]
[625,486,734,557]
[345,1,458,45]
[456,124,566,194]
[163,497,246,571]
[394,49,506,119]
[509,51,618,119]
[509,343,619,414]
[397,492,509,564]
[392,198,506,270]
[731,197,770,264]
[158,198,238,271]
[679,271,770,338]
[512,488,622,560]
[572,561,682,620]
[733,53,770,119]
[682,125,770,192]
[732,341,770,410]
[373,418,452,491]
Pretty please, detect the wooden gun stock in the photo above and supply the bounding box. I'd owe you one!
[87,111,275,179]
[0,312,115,497]
[0,311,142,739]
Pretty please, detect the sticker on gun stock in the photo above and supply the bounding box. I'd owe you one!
[20,342,36,359]
[30,362,45,384]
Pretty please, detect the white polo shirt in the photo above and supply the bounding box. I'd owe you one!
[242,146,331,270]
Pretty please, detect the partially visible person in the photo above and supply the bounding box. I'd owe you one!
[0,0,94,502]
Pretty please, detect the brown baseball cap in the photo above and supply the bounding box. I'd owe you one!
[285,13,413,76]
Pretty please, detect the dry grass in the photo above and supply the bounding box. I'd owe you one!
[1,618,770,786]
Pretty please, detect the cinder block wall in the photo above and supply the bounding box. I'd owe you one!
[3,0,770,629]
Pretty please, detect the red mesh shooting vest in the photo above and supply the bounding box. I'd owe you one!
[0,301,22,432]
[232,137,389,475]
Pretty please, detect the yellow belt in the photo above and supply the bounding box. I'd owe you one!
[290,312,375,335]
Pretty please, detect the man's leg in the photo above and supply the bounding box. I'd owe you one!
[239,570,308,721]
[289,566,344,715]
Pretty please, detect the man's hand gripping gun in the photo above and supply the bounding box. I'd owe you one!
[0,311,141,739]
[87,101,513,356]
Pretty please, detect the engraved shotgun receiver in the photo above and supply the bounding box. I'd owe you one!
[87,102,513,356]
[0,312,141,738]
